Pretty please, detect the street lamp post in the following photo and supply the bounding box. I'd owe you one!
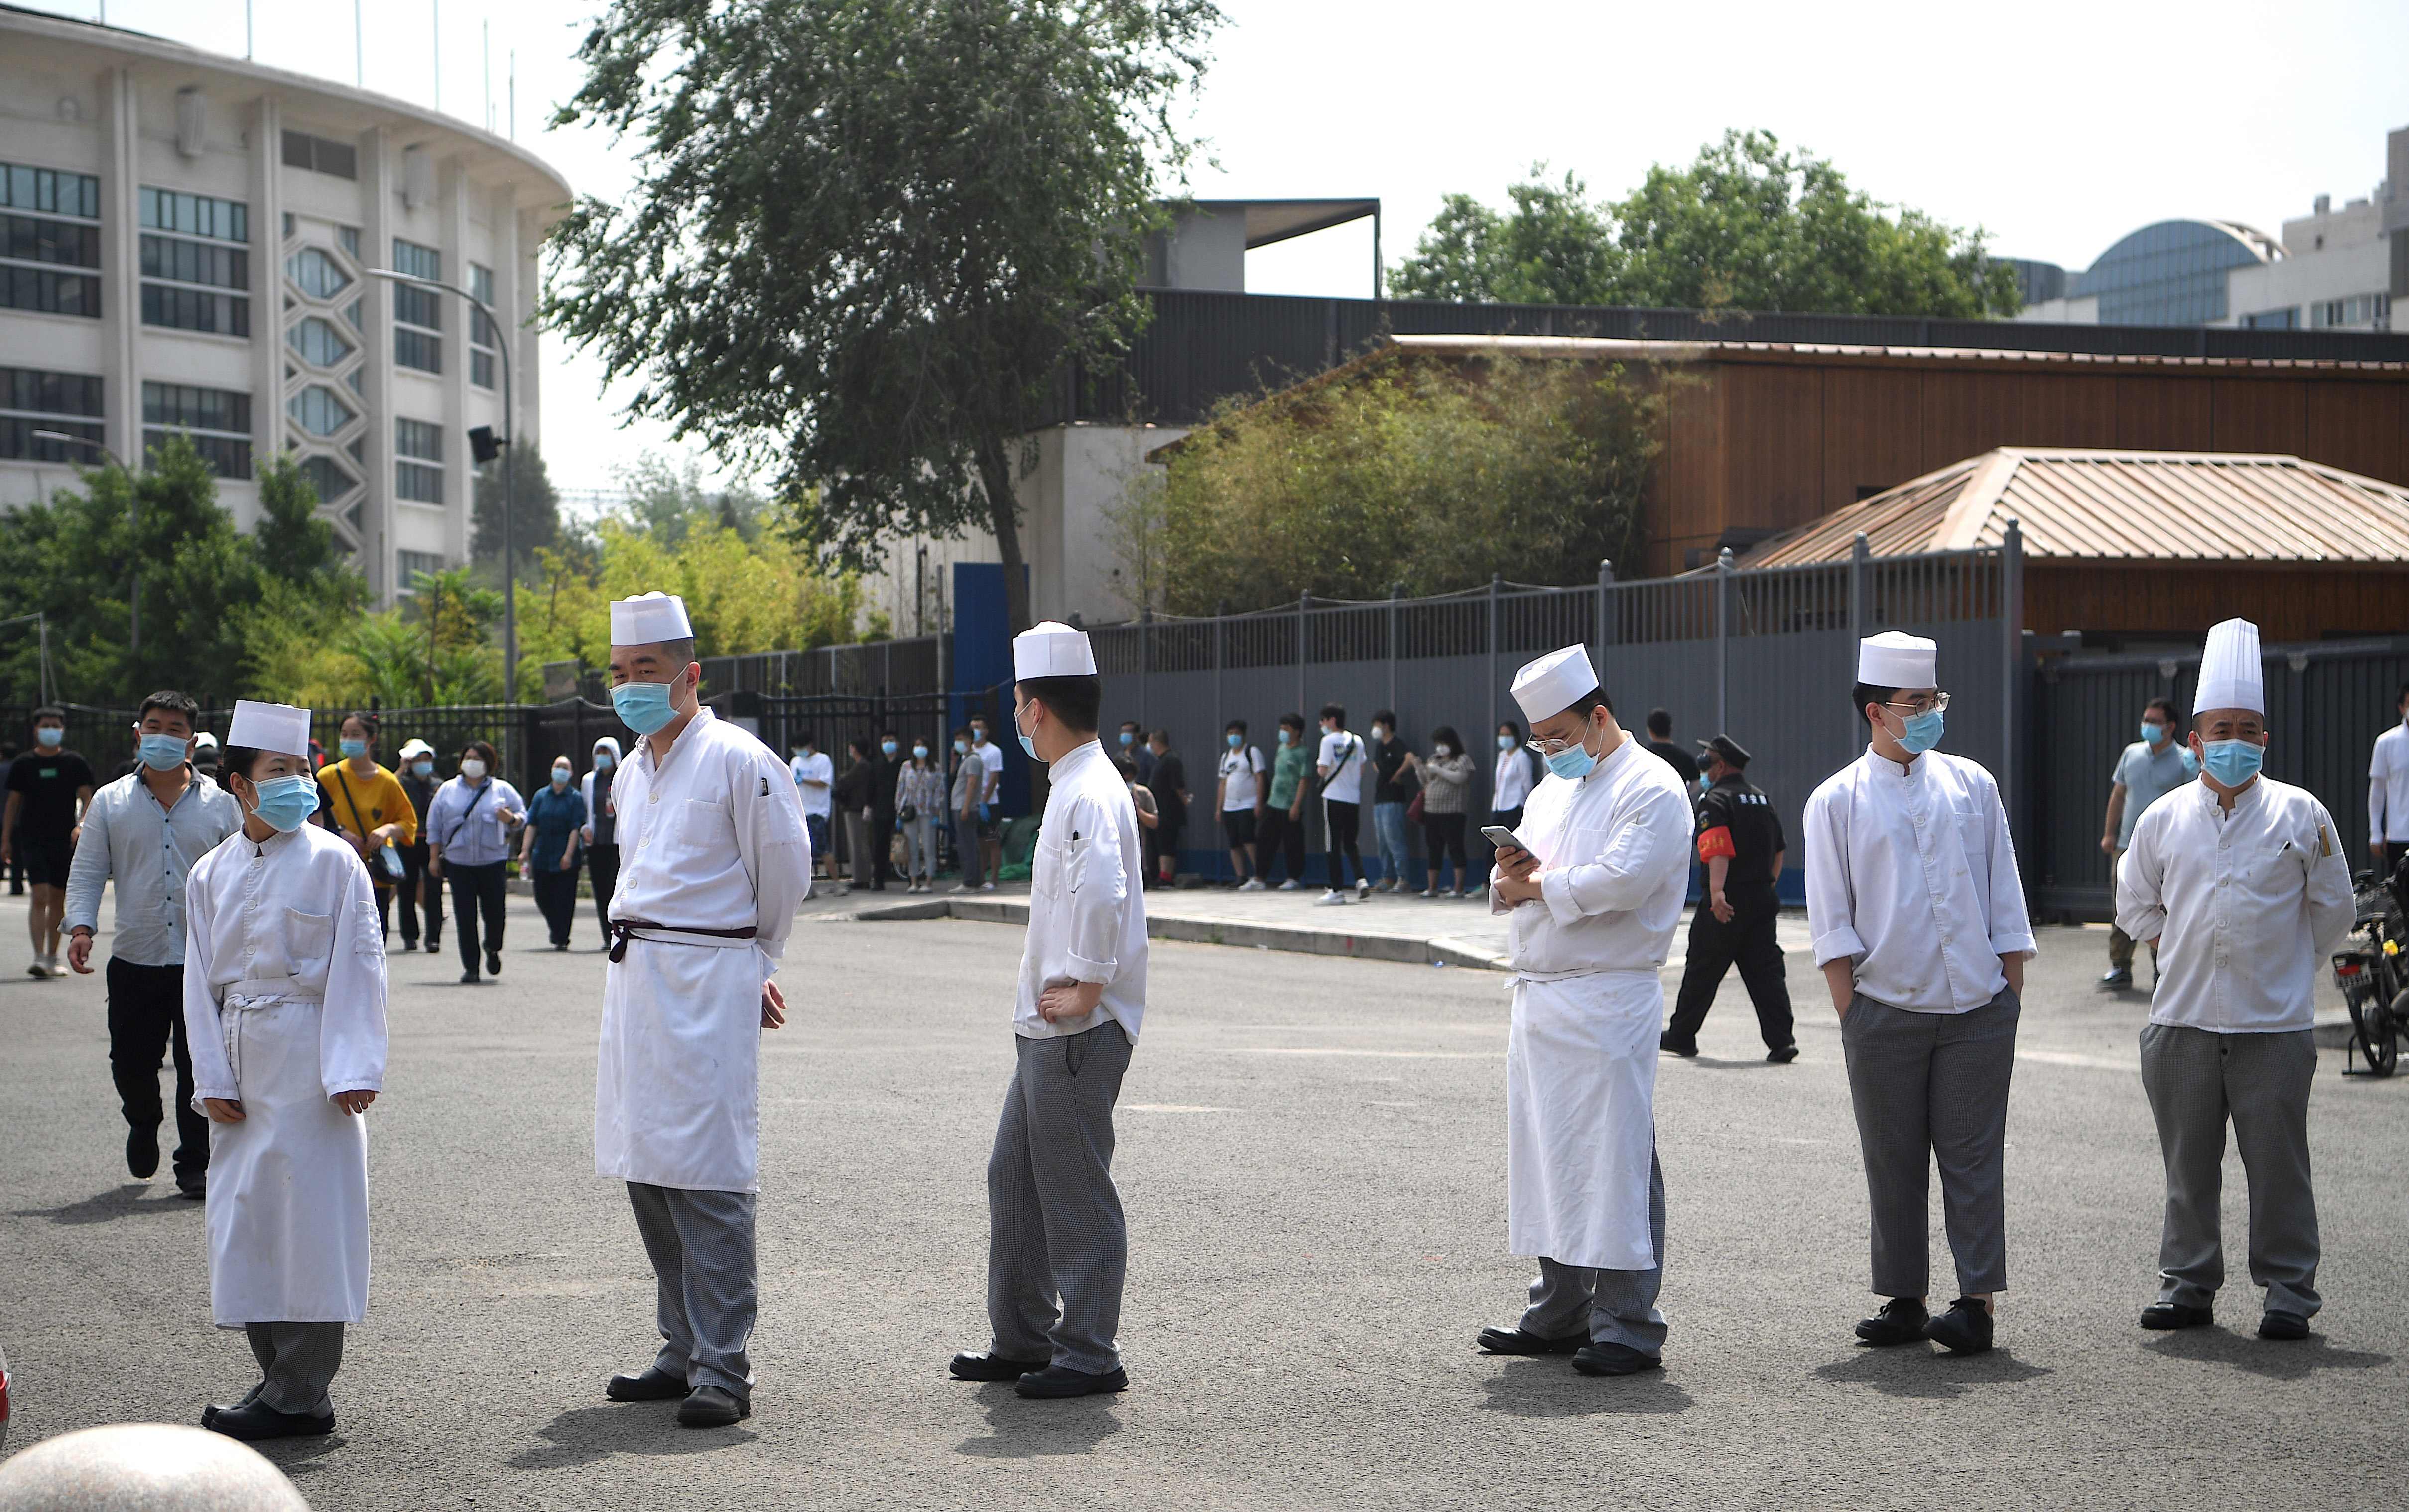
[367,268,516,707]
[32,430,136,658]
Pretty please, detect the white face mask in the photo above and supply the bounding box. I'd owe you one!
[460,758,488,781]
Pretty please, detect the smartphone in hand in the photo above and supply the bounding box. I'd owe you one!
[1481,824,1529,852]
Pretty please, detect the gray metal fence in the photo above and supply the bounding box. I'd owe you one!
[1088,533,2024,889]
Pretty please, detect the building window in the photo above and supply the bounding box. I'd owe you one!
[280,129,359,181]
[2241,307,2299,329]
[396,416,444,503]
[286,315,354,367]
[392,239,444,375]
[0,365,105,462]
[142,380,252,479]
[0,160,103,319]
[286,246,352,299]
[468,261,498,390]
[140,187,248,244]
[393,238,441,283]
[287,384,356,437]
[140,187,250,337]
[297,453,357,505]
[2310,292,2391,329]
[397,550,444,587]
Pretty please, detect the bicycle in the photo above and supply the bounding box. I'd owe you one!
[2333,867,2406,1077]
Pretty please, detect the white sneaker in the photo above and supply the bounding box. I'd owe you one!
[1276,879,1302,892]
[953,882,975,893]
[1315,889,1349,906]
[982,882,996,892]
[1238,878,1266,892]
[26,958,48,979]
[1357,878,1372,900]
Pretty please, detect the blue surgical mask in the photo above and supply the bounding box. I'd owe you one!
[247,773,317,833]
[594,753,614,771]
[551,767,572,788]
[954,739,969,755]
[912,745,928,759]
[412,760,435,779]
[1015,706,1040,762]
[1277,730,1293,746]
[338,738,367,759]
[1896,708,1944,756]
[1545,734,1597,782]
[1119,730,1134,746]
[881,740,898,757]
[137,733,188,771]
[2140,721,2165,746]
[2201,738,2264,787]
[1227,732,1243,748]
[1497,734,1515,751]
[34,726,62,748]
[1698,773,1714,795]
[2180,746,2200,777]
[611,678,678,735]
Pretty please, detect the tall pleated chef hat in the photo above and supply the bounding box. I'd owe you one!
[1511,644,1602,723]
[609,591,692,645]
[2193,617,2264,715]
[1013,620,1096,680]
[226,699,310,756]
[1856,631,1937,688]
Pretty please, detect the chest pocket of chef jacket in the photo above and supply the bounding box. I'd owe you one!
[285,907,334,965]
[1945,797,1988,876]
[1031,834,1081,902]
[671,798,736,862]
[2247,841,2308,900]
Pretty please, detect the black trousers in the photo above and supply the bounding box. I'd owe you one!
[587,843,620,942]
[397,841,438,946]
[447,861,508,975]
[871,808,898,888]
[1324,800,1364,888]
[107,957,208,1185]
[532,867,580,946]
[1257,806,1306,882]
[1423,811,1469,884]
[1665,881,1794,1051]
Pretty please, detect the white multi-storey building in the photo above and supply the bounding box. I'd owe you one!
[0,5,571,602]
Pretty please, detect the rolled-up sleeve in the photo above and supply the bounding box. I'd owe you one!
[1062,797,1127,982]
[62,789,111,936]
[2115,808,2169,946]
[1540,786,1684,925]
[1804,786,1864,966]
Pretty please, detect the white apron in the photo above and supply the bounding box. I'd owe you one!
[1506,968,1661,1272]
[206,988,371,1326]
[596,935,765,1193]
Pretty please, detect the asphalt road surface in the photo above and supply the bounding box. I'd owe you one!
[3,894,2404,1510]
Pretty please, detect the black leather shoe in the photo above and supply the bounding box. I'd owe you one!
[606,1366,689,1402]
[949,1351,1047,1381]
[676,1385,750,1427]
[175,1178,206,1200]
[1572,1342,1662,1377]
[1855,1297,1929,1346]
[1925,1296,1994,1355]
[2140,1301,2213,1330]
[1015,1364,1128,1399]
[1476,1325,1585,1356]
[127,1124,160,1179]
[425,938,443,953]
[200,1383,265,1429]
[1658,1033,1698,1057]
[1767,1043,1799,1064]
[486,950,502,977]
[204,1398,335,1441]
[2258,1310,2311,1341]
[460,969,480,984]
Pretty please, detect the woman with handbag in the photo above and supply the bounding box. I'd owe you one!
[895,740,947,893]
[522,755,588,949]
[314,711,417,940]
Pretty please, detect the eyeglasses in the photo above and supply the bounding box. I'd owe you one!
[1525,734,1590,757]
[1881,691,1950,717]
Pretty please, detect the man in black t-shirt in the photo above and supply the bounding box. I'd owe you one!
[1643,709,1693,784]
[2,707,97,978]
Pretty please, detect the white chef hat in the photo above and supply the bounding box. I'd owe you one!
[226,699,310,756]
[610,591,693,645]
[1511,645,1602,723]
[1013,620,1096,680]
[2194,617,2264,715]
[1857,631,1937,688]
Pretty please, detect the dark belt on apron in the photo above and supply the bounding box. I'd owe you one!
[608,919,759,963]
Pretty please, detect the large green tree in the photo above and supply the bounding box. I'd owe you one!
[545,0,1220,633]
[470,442,562,567]
[1393,132,2020,318]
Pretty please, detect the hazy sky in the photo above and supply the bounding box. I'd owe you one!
[30,0,2409,497]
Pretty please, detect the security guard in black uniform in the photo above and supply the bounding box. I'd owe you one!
[1661,734,1797,1063]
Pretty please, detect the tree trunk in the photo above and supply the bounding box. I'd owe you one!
[977,437,1033,634]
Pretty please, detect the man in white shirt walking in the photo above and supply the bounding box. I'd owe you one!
[1473,646,1692,1378]
[949,621,1148,1399]
[1805,631,2035,1357]
[2117,618,2351,1342]
[1218,719,1267,890]
[2366,682,2409,866]
[595,592,813,1430]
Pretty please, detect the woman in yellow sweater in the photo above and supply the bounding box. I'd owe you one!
[315,710,418,942]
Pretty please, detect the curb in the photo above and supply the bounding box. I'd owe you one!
[828,896,1511,971]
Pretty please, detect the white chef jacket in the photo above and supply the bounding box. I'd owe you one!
[597,707,813,1192]
[1487,734,1693,974]
[1493,744,1535,814]
[1804,747,2036,1013]
[2369,723,2409,845]
[64,768,240,966]
[1017,739,1148,1042]
[2116,774,2354,1034]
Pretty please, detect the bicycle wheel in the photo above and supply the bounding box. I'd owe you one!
[2373,988,2406,1078]
[2344,982,2393,1077]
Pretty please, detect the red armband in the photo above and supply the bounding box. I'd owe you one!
[1696,826,1736,862]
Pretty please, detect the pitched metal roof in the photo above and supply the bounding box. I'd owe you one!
[1743,448,2409,566]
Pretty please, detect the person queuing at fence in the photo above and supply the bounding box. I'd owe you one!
[2366,681,2409,868]
[595,591,812,1431]
[1475,645,1690,1380]
[395,740,443,956]
[316,713,417,944]
[2098,697,2188,991]
[1661,735,1797,1064]
[1369,712,1417,893]
[1416,726,1475,897]
[1260,715,1311,891]
[582,737,623,948]
[835,738,878,893]
[1122,755,1160,840]
[1315,705,1372,906]
[1218,719,1267,891]
[523,756,590,951]
[425,739,525,985]
[968,712,1004,884]
[897,739,947,894]
[1144,729,1189,888]
[1492,719,1535,843]
[951,729,990,894]
[1805,631,2034,1359]
[62,689,240,1200]
[1642,709,1691,785]
[1118,719,1155,785]
[0,740,19,895]
[2116,618,2352,1345]
[4,707,96,978]
[181,699,388,1443]
[948,620,1148,1401]
[874,731,907,891]
[789,732,836,889]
